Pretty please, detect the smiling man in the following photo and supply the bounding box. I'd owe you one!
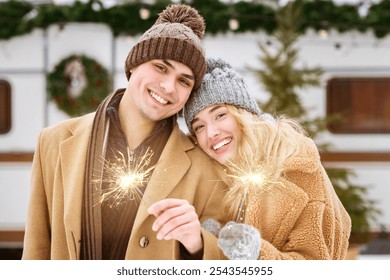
[22,4,228,260]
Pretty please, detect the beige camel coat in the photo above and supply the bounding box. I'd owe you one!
[246,135,351,259]
[22,113,228,260]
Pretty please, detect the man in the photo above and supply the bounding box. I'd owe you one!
[22,4,227,260]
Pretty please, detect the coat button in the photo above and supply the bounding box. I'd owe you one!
[139,236,149,248]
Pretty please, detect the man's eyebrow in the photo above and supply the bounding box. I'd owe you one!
[162,59,195,80]
[162,59,175,69]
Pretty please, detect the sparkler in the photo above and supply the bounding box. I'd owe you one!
[225,155,281,223]
[94,147,155,208]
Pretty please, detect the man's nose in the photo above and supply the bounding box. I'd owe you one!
[160,76,176,94]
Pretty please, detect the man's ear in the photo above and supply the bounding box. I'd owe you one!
[130,65,139,73]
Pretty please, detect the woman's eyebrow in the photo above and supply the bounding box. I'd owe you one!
[192,106,224,124]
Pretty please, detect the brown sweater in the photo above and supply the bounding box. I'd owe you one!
[100,94,173,259]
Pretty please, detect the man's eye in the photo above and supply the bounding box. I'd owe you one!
[155,64,166,72]
[180,78,190,86]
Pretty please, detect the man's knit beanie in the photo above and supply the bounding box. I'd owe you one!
[125,4,206,90]
[184,58,261,133]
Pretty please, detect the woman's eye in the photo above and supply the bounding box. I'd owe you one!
[216,113,226,120]
[193,125,204,133]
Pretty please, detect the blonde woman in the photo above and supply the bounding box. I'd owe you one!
[183,58,351,260]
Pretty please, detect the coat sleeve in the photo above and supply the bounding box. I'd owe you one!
[199,176,229,260]
[22,130,52,259]
[193,160,229,260]
[201,229,228,260]
[277,138,351,260]
[259,200,332,260]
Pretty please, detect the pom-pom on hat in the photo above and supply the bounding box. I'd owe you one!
[184,58,261,133]
[125,4,206,90]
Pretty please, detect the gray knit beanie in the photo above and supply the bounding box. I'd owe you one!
[184,58,261,133]
[125,4,206,90]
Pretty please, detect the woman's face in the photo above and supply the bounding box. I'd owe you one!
[191,105,240,165]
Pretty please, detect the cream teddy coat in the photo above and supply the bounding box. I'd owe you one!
[22,113,228,260]
[245,134,351,259]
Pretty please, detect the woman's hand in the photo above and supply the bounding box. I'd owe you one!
[218,221,261,260]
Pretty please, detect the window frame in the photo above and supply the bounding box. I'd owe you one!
[0,80,12,134]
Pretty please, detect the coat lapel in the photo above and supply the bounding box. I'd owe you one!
[132,124,193,232]
[60,114,94,258]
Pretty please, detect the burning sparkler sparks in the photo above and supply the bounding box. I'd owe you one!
[94,147,155,208]
[224,155,282,223]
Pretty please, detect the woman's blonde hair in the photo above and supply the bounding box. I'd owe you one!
[222,105,307,219]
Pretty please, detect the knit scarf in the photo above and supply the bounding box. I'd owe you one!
[81,89,124,259]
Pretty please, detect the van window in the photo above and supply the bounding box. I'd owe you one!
[0,80,11,134]
[327,78,390,133]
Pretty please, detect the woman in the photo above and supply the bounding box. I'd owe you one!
[183,58,351,260]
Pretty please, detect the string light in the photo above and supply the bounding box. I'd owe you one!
[229,18,240,31]
[92,2,102,12]
[139,8,151,20]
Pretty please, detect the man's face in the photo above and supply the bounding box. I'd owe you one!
[126,59,195,122]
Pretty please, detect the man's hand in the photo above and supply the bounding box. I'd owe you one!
[148,198,202,254]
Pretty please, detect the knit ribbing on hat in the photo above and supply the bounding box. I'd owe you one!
[184,58,261,133]
[125,4,206,90]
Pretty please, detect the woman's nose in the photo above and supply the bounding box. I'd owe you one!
[207,126,220,139]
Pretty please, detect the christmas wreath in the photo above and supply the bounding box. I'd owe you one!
[47,54,111,117]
